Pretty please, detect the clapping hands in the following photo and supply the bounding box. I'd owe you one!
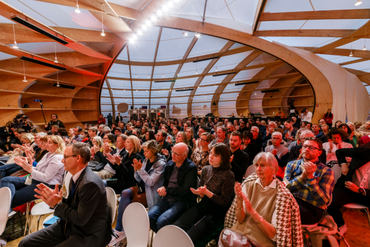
[132,158,143,172]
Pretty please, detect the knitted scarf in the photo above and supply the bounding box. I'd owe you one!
[224,174,303,247]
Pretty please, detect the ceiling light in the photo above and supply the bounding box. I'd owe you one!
[101,8,105,37]
[183,31,188,36]
[150,15,157,22]
[162,74,165,77]
[145,20,152,27]
[195,71,198,74]
[75,0,81,13]
[363,46,367,51]
[147,74,150,78]
[162,5,169,12]
[195,33,201,38]
[142,25,148,31]
[215,67,218,71]
[156,10,163,17]
[23,76,28,83]
[355,0,362,6]
[22,61,27,82]
[137,29,143,36]
[349,51,353,57]
[12,41,18,49]
[167,1,174,8]
[56,82,60,87]
[101,30,105,36]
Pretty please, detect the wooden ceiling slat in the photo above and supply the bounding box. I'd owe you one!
[255,30,354,38]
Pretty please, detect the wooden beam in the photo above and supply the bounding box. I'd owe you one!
[259,9,370,21]
[255,30,354,38]
[149,28,163,109]
[105,79,115,117]
[0,89,98,100]
[0,1,112,61]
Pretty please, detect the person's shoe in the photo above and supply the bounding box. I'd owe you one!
[108,231,126,247]
[338,224,347,235]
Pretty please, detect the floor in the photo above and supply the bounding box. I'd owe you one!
[4,208,370,247]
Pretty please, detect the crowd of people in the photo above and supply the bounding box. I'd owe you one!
[0,109,370,247]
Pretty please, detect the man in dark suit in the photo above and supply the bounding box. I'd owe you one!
[115,113,123,123]
[19,143,111,247]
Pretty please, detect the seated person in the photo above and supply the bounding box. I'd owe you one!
[250,126,262,152]
[322,128,353,166]
[311,124,328,143]
[19,143,111,247]
[286,130,326,165]
[105,135,142,194]
[229,131,249,182]
[162,131,193,159]
[265,132,289,180]
[223,152,303,247]
[190,132,212,176]
[327,142,370,234]
[0,135,65,210]
[283,120,297,146]
[209,126,229,147]
[284,137,335,224]
[174,143,235,247]
[148,143,197,233]
[242,131,258,166]
[88,136,104,171]
[110,140,166,246]
[95,134,126,179]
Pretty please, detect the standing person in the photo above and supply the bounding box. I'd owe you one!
[323,109,333,127]
[174,144,235,247]
[300,108,313,123]
[107,113,113,127]
[44,114,65,131]
[19,143,111,247]
[115,113,123,124]
[98,114,106,125]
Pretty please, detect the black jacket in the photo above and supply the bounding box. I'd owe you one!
[56,167,111,246]
[231,149,249,182]
[45,120,65,131]
[112,151,142,193]
[163,158,197,207]
[336,145,370,197]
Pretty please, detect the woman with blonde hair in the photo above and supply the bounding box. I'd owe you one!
[0,135,65,210]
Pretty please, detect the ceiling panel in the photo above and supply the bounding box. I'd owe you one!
[188,35,229,58]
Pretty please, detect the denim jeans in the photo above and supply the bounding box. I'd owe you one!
[148,198,187,233]
[115,188,133,232]
[0,163,23,179]
[0,176,49,210]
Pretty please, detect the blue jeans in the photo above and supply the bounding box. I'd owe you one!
[0,163,23,179]
[148,198,187,233]
[115,188,133,232]
[0,176,47,210]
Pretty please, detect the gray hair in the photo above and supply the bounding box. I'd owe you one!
[271,131,282,138]
[253,152,279,174]
[92,136,103,148]
[116,134,128,141]
[251,126,259,133]
[300,130,314,139]
[71,142,91,164]
[103,126,111,132]
[35,132,48,138]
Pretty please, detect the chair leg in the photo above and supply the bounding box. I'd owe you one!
[24,202,30,235]
[364,208,370,228]
[149,230,154,247]
[36,215,42,231]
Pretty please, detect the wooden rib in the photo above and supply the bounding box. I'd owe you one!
[126,46,134,107]
[0,68,100,89]
[0,89,98,100]
[0,43,103,77]
[187,41,235,116]
[105,79,115,117]
[259,9,370,21]
[0,1,112,61]
[167,36,198,112]
[312,21,370,53]
[255,30,354,38]
[253,0,267,32]
[114,46,254,66]
[149,27,163,108]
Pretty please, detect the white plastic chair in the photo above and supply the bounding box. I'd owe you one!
[0,187,11,235]
[29,202,55,233]
[122,202,149,247]
[331,164,342,184]
[244,165,255,179]
[105,187,116,224]
[343,203,370,228]
[153,225,194,247]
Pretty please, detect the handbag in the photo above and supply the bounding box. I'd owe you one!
[218,229,261,247]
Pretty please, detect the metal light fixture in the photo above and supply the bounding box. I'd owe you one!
[75,0,81,13]
[12,23,18,49]
[22,61,27,82]
[355,0,362,6]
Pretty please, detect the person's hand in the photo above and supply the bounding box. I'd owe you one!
[162,148,169,156]
[271,149,277,156]
[328,139,333,152]
[190,185,208,198]
[44,124,48,129]
[25,148,34,163]
[349,131,354,140]
[239,190,254,214]
[63,137,70,144]
[234,182,242,200]
[114,155,122,165]
[14,156,33,173]
[341,163,349,175]
[337,141,342,149]
[157,186,167,197]
[106,153,116,164]
[132,158,143,172]
[345,181,359,193]
[230,154,234,163]
[192,138,196,145]
[93,145,100,153]
[35,183,63,208]
[103,143,112,153]
[166,136,172,144]
[302,161,317,179]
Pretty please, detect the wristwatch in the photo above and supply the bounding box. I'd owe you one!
[358,188,365,194]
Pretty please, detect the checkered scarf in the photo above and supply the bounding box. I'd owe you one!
[224,174,304,247]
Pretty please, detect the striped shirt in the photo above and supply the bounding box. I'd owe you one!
[284,159,335,209]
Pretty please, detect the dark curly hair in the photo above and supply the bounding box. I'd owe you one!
[327,128,347,141]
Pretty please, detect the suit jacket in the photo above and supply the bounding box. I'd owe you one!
[55,167,111,247]
[115,116,123,123]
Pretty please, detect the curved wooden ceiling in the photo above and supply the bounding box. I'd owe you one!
[0,0,368,127]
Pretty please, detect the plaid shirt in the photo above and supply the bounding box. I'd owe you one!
[284,159,335,209]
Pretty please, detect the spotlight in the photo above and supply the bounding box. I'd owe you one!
[101,30,105,36]
[183,31,188,36]
[12,41,19,49]
[195,33,201,38]
[355,0,362,6]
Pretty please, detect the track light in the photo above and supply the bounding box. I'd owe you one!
[12,24,18,49]
[101,30,105,36]
[355,0,362,6]
[75,0,81,13]
[349,51,353,57]
[22,61,27,82]
[195,33,201,38]
[183,31,188,36]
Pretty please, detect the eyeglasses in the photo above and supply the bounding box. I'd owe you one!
[302,145,320,151]
[63,155,77,160]
[200,139,208,142]
[171,151,184,156]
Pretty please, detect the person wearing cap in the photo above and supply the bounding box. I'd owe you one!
[300,108,312,123]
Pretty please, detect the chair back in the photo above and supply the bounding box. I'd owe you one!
[105,187,116,224]
[244,165,256,179]
[332,164,342,184]
[0,187,11,235]
[153,225,194,247]
[123,202,149,247]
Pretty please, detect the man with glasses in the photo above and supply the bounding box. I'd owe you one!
[284,137,335,224]
[148,143,197,232]
[226,123,235,139]
[20,143,111,247]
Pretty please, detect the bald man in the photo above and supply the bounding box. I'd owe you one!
[148,143,197,233]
